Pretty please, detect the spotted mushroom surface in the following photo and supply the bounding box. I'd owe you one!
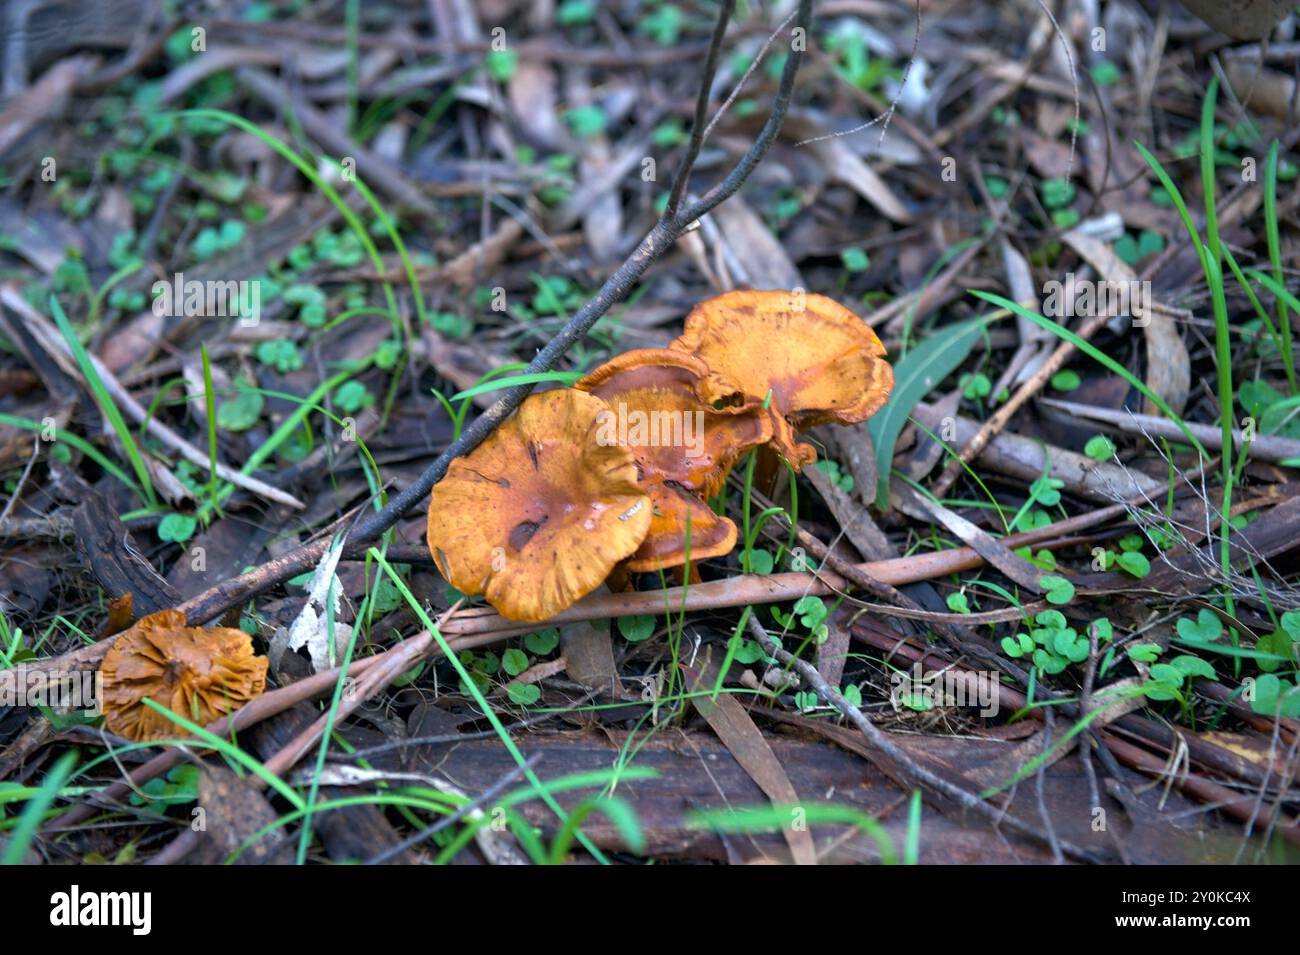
[426,388,652,621]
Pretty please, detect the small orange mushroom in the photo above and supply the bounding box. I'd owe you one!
[670,290,894,469]
[624,483,738,573]
[576,348,771,499]
[99,609,268,742]
[426,389,652,622]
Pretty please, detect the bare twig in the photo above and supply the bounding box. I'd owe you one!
[0,444,39,528]
[364,755,540,865]
[665,0,737,219]
[1,287,305,510]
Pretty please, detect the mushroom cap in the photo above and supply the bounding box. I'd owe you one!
[99,609,268,742]
[426,388,652,622]
[670,290,894,469]
[624,482,738,573]
[576,348,752,411]
[576,348,772,499]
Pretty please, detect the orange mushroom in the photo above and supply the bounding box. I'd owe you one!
[624,483,738,573]
[670,290,894,469]
[426,388,652,622]
[99,609,268,742]
[576,348,771,572]
[576,348,771,499]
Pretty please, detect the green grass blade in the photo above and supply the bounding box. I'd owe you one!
[1200,75,1222,266]
[450,371,584,402]
[49,296,156,506]
[1133,141,1205,266]
[1251,270,1300,316]
[971,291,1209,460]
[1264,141,1295,392]
[1,751,77,864]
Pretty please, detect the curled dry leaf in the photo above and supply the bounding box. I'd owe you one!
[670,290,894,469]
[426,389,652,621]
[99,609,268,742]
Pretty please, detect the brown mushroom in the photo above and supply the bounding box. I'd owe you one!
[576,347,771,499]
[99,609,268,742]
[670,290,894,469]
[426,388,652,622]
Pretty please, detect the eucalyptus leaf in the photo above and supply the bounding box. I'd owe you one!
[868,316,990,506]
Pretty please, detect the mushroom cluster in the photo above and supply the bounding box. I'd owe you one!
[426,290,893,622]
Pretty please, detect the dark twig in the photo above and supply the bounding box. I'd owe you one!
[665,0,736,219]
[1034,709,1065,864]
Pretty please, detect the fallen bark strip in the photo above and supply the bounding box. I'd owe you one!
[912,401,1167,502]
[0,55,98,155]
[440,500,1137,640]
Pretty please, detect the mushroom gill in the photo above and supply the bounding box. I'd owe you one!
[99,609,268,742]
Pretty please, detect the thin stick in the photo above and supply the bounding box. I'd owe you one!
[2,288,304,509]
[364,755,541,865]
[665,0,737,219]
